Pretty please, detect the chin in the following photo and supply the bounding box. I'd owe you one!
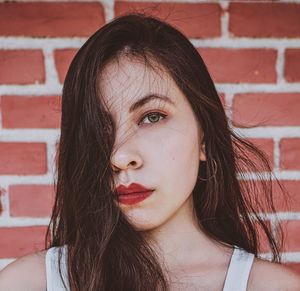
[131,221,158,232]
[126,216,161,232]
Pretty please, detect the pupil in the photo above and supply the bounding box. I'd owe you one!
[149,113,159,122]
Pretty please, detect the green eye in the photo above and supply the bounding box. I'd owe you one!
[139,112,167,125]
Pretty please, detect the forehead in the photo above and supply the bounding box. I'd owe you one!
[99,56,178,112]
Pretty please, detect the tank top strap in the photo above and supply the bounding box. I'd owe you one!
[45,245,70,291]
[222,246,255,291]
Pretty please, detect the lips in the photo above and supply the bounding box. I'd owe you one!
[116,182,153,195]
[116,183,154,205]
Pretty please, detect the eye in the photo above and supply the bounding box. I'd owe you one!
[138,112,167,125]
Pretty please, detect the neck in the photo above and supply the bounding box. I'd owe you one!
[142,195,226,273]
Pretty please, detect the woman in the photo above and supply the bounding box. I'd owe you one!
[0,13,299,291]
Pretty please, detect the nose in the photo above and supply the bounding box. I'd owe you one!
[110,141,143,173]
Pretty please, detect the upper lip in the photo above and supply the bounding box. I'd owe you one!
[116,182,153,195]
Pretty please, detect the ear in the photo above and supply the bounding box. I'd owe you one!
[200,143,206,161]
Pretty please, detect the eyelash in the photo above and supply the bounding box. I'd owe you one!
[138,111,167,126]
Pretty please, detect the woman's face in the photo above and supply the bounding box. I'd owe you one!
[100,56,206,231]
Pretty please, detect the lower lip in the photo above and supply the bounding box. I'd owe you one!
[117,191,154,205]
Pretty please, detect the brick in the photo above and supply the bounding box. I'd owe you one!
[243,180,300,213]
[0,226,46,258]
[0,3,105,37]
[229,3,300,38]
[285,263,300,276]
[9,185,55,217]
[280,139,300,171]
[236,138,274,172]
[232,93,300,127]
[255,220,272,253]
[280,221,300,252]
[1,96,61,129]
[0,143,47,175]
[198,48,276,83]
[54,49,78,84]
[285,49,300,82]
[115,2,222,38]
[273,180,300,212]
[0,50,45,85]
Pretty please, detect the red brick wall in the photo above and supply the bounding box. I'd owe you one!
[0,1,299,274]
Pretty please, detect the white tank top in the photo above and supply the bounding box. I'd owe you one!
[45,245,254,291]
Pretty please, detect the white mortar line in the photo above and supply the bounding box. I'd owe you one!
[0,84,62,95]
[3,187,10,218]
[238,170,300,180]
[259,252,300,263]
[0,174,55,187]
[280,252,300,263]
[43,47,60,86]
[100,0,115,22]
[276,47,286,84]
[0,129,60,141]
[192,38,300,49]
[216,83,300,93]
[220,1,229,38]
[224,92,233,126]
[259,212,300,221]
[47,138,59,181]
[0,217,50,227]
[0,37,86,49]
[273,137,281,171]
[0,185,9,219]
[232,127,300,138]
[219,0,229,10]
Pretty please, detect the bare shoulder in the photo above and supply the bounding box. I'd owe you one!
[0,250,47,291]
[248,257,300,291]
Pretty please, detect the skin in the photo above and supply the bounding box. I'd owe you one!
[100,55,206,233]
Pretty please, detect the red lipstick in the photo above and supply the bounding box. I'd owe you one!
[116,182,154,205]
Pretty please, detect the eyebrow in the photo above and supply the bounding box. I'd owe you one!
[129,94,176,113]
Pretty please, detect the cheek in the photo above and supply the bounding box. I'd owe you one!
[161,124,200,168]
[169,125,200,185]
[147,125,200,198]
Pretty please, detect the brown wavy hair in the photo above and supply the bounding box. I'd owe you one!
[45,13,287,291]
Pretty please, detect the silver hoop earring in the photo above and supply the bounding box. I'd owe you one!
[197,158,217,181]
